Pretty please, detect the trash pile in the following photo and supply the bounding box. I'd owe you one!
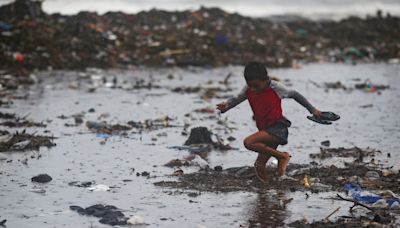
[0,130,56,152]
[0,111,46,128]
[323,79,390,93]
[86,120,132,135]
[344,183,400,208]
[155,156,400,225]
[309,147,381,160]
[155,147,400,193]
[0,69,35,91]
[127,115,179,131]
[1,0,399,85]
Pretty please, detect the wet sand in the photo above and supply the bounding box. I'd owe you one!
[0,63,399,227]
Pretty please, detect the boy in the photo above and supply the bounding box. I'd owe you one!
[216,62,321,182]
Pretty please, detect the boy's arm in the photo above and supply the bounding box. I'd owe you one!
[217,86,248,113]
[271,81,317,114]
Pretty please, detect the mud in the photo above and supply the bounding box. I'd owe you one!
[289,214,393,228]
[154,158,400,193]
[155,157,400,226]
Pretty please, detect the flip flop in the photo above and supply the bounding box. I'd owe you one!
[319,111,340,121]
[307,115,332,125]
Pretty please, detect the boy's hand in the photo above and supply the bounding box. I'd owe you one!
[312,109,322,117]
[216,102,228,113]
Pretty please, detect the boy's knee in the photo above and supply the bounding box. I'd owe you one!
[243,138,253,150]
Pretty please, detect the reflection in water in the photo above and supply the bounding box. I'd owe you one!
[246,190,292,227]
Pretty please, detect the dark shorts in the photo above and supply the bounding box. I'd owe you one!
[263,118,291,145]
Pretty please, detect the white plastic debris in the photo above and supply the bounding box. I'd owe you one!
[197,225,207,228]
[373,199,388,207]
[30,188,46,194]
[391,201,400,208]
[105,82,115,88]
[0,134,12,143]
[127,215,144,225]
[11,140,30,150]
[189,155,208,169]
[87,184,110,192]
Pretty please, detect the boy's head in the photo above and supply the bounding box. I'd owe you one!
[244,62,268,81]
[244,62,270,92]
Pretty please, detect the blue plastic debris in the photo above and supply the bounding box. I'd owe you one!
[96,133,111,139]
[344,183,400,208]
[0,21,12,31]
[215,34,229,45]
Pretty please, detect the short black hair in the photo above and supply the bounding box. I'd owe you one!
[244,62,269,81]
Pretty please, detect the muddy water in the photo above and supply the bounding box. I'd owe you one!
[0,63,399,227]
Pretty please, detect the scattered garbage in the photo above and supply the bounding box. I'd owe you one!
[184,127,213,145]
[0,0,399,91]
[0,111,46,128]
[344,184,400,208]
[68,181,94,188]
[127,115,179,131]
[189,155,209,169]
[86,121,132,134]
[155,159,400,194]
[70,204,128,226]
[164,158,190,167]
[31,174,52,183]
[364,171,380,181]
[87,184,110,192]
[323,80,390,93]
[309,147,380,160]
[0,218,6,226]
[193,107,215,114]
[303,175,311,188]
[29,188,46,194]
[0,120,46,128]
[0,112,16,119]
[0,2,399,227]
[11,140,31,150]
[0,131,56,152]
[127,215,145,225]
[320,140,330,147]
[355,79,390,93]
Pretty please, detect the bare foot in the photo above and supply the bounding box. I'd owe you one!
[278,152,291,176]
[254,160,268,183]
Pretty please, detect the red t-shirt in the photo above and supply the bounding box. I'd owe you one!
[246,86,283,130]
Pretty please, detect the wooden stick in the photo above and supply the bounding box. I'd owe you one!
[325,206,341,220]
[336,194,375,212]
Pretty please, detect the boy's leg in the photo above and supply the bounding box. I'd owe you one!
[254,148,273,182]
[244,131,291,177]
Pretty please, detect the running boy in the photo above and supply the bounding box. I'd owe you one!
[216,62,321,182]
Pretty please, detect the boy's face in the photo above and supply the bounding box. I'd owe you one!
[246,79,268,93]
